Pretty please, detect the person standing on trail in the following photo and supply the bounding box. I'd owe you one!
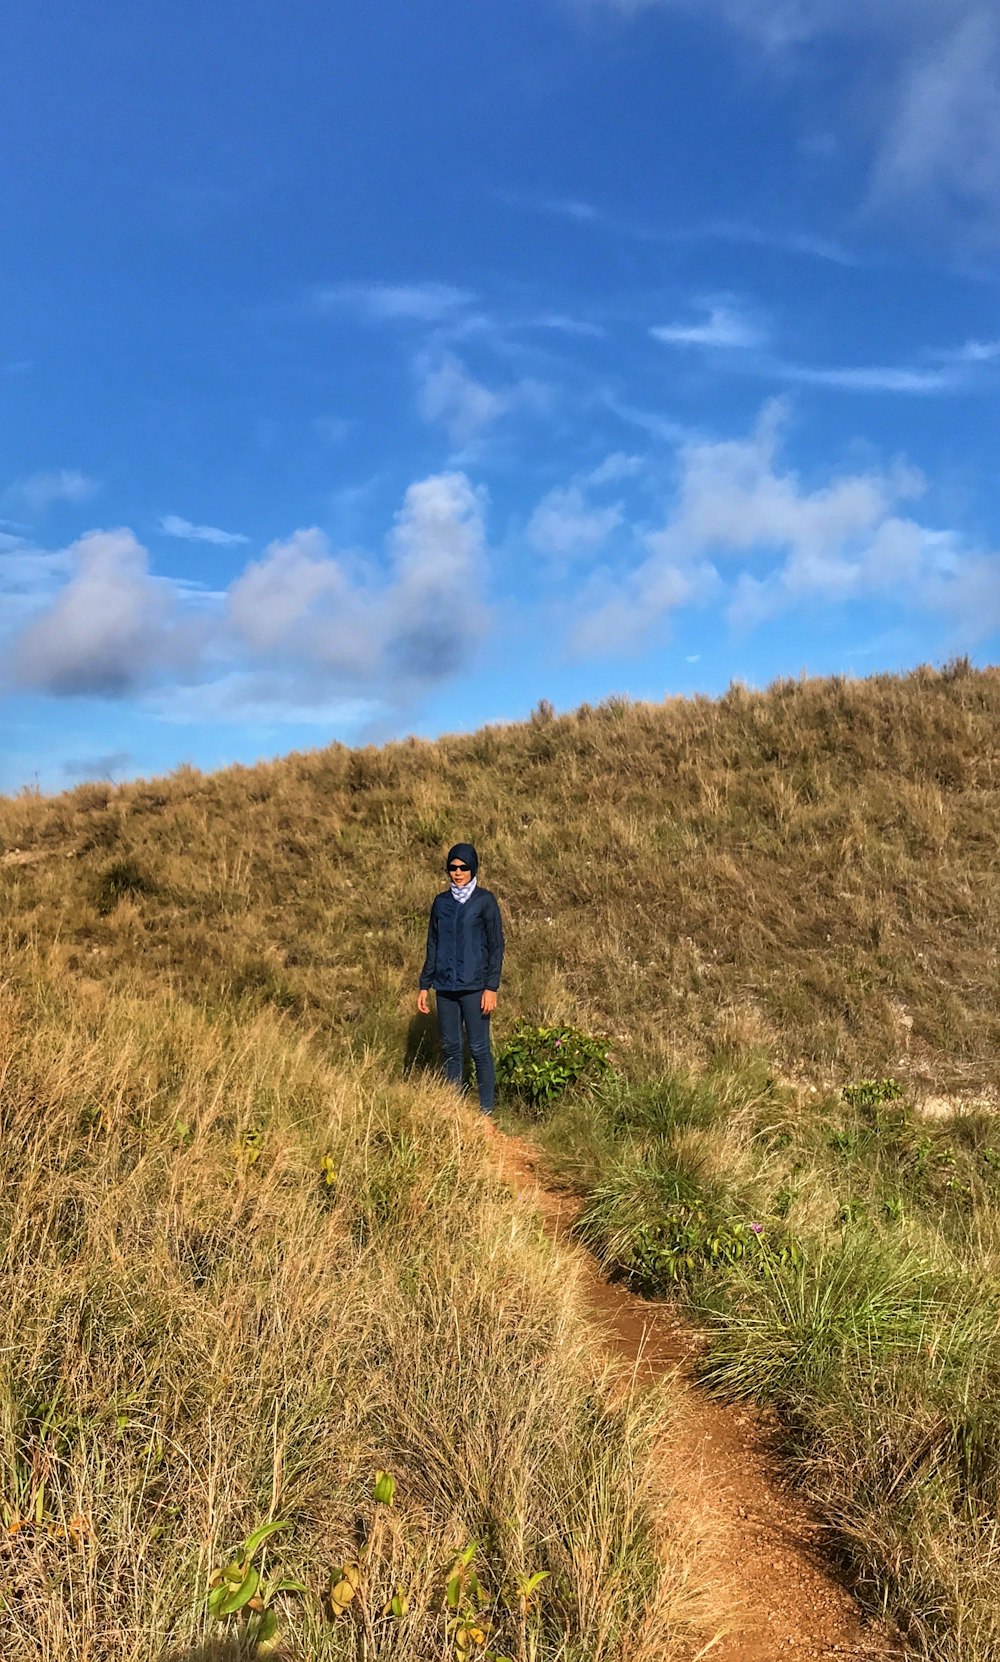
[417,843,504,1127]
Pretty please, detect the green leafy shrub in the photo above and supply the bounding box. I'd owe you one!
[495,1022,611,1112]
[841,1077,904,1113]
[206,1518,306,1654]
[604,1200,801,1293]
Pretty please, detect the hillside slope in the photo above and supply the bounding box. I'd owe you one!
[3,660,999,1093]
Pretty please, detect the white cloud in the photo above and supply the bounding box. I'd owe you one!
[778,363,960,393]
[587,452,643,485]
[149,674,378,727]
[939,338,1000,364]
[416,351,548,447]
[527,485,623,560]
[524,313,607,337]
[871,12,1000,219]
[5,475,491,709]
[226,471,489,691]
[583,0,1000,229]
[7,529,200,696]
[652,302,765,351]
[0,542,75,630]
[570,402,1000,650]
[386,472,491,679]
[315,280,476,323]
[7,470,99,517]
[417,353,508,445]
[586,0,967,48]
[159,514,249,546]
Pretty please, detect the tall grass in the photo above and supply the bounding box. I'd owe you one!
[0,969,706,1660]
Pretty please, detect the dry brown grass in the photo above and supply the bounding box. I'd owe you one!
[0,965,709,1659]
[3,661,999,1093]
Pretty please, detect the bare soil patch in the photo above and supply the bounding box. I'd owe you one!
[495,1130,903,1662]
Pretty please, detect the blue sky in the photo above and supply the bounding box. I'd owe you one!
[3,0,1000,793]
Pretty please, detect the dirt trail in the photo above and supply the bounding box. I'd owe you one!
[493,1130,902,1662]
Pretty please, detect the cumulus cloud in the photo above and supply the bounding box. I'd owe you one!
[7,469,99,517]
[8,529,200,696]
[5,474,491,711]
[160,514,249,546]
[225,470,489,693]
[570,402,1000,650]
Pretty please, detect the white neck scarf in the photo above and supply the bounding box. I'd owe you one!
[451,875,477,904]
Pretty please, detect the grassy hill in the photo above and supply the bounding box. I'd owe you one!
[3,658,999,1095]
[3,660,1000,1661]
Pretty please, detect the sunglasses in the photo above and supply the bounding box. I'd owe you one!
[448,862,470,872]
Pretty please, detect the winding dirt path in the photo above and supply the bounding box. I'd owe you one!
[493,1130,903,1662]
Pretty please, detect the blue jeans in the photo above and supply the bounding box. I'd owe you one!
[435,990,495,1113]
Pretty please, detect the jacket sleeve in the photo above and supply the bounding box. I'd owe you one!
[419,900,438,990]
[484,894,505,991]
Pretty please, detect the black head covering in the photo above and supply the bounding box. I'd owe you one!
[445,842,479,878]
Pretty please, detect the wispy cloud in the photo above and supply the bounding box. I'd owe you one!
[527,485,624,561]
[314,280,476,323]
[159,514,250,547]
[937,338,1000,364]
[523,313,607,338]
[652,301,766,350]
[501,192,601,223]
[416,351,549,448]
[580,0,1000,232]
[870,11,1000,224]
[505,191,859,265]
[149,675,378,728]
[7,470,99,517]
[417,353,508,446]
[777,362,961,393]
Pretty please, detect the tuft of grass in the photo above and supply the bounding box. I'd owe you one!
[93,857,155,916]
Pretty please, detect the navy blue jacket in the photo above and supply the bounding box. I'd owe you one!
[419,886,505,993]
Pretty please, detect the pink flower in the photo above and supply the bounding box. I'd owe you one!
[749,1222,763,1235]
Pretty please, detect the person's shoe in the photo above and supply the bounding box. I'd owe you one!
[480,1114,496,1136]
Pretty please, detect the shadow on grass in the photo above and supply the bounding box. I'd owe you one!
[404,1009,442,1077]
[158,1644,241,1662]
[159,1643,294,1662]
